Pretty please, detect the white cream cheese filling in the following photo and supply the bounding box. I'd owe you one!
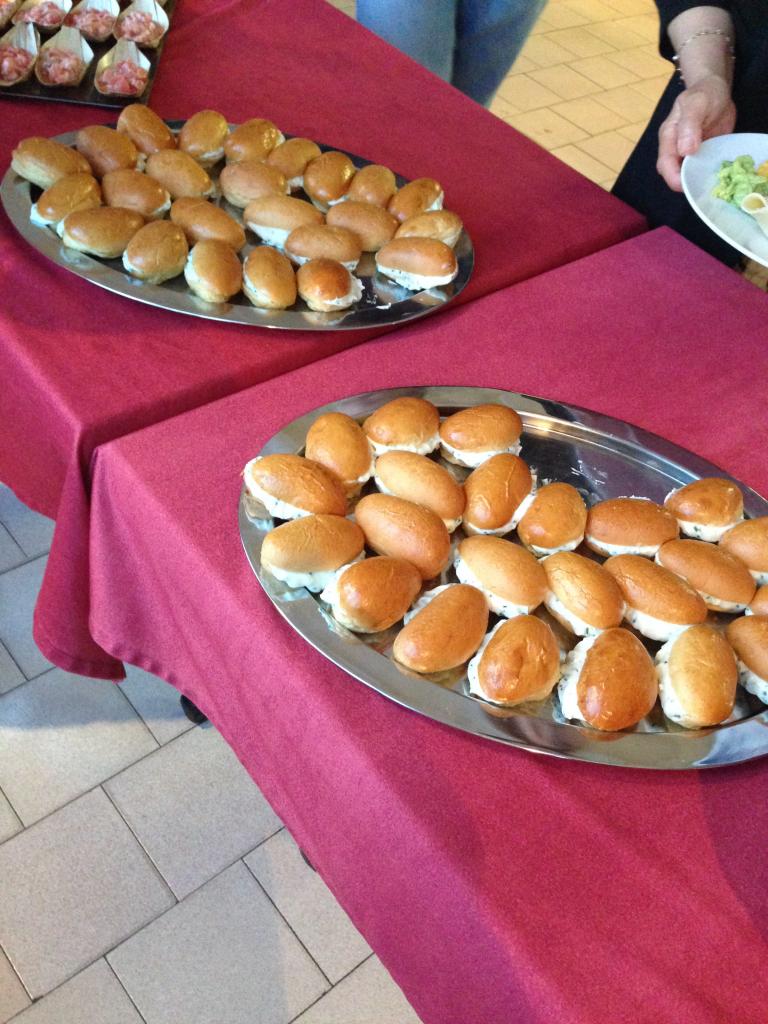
[440,439,522,468]
[655,636,688,725]
[467,620,507,701]
[313,275,363,309]
[249,224,290,248]
[623,604,688,642]
[347,453,375,490]
[427,193,444,212]
[527,535,583,557]
[751,568,768,586]
[664,485,743,541]
[557,635,597,722]
[369,434,440,457]
[243,457,309,520]
[464,487,536,537]
[737,658,768,704]
[287,174,303,191]
[184,258,222,300]
[544,590,604,637]
[197,146,224,164]
[403,584,451,624]
[121,251,144,276]
[243,281,283,307]
[588,537,660,557]
[374,476,460,531]
[454,554,534,617]
[678,519,739,541]
[266,551,363,593]
[292,252,360,273]
[30,203,54,228]
[741,663,768,704]
[318,560,354,607]
[698,591,749,613]
[375,264,455,291]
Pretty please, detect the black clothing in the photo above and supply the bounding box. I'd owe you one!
[612,0,768,265]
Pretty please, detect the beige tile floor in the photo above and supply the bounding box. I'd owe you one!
[0,482,419,1023]
[331,0,670,192]
[2,3,755,1022]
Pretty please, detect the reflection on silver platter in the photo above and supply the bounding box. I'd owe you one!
[239,386,768,770]
[0,123,474,331]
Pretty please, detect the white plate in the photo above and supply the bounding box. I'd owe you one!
[681,132,768,267]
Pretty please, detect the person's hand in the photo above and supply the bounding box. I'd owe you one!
[657,74,736,191]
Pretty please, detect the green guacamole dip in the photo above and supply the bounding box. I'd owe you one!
[712,155,768,206]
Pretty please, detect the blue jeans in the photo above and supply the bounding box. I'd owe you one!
[356,0,546,106]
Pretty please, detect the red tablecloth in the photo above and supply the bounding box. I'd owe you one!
[77,229,768,1023]
[0,0,644,673]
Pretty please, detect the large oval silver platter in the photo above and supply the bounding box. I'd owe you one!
[0,123,473,331]
[239,386,768,770]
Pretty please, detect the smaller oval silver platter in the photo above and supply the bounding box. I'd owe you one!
[239,386,768,770]
[0,122,474,331]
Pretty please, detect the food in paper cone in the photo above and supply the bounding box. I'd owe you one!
[96,55,146,93]
[115,7,163,46]
[95,40,148,95]
[64,0,115,41]
[0,36,35,83]
[0,0,23,30]
[15,0,68,28]
[36,43,85,83]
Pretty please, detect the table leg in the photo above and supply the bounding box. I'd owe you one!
[180,695,208,724]
[299,848,316,872]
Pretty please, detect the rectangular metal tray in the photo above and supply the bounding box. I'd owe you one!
[0,0,176,108]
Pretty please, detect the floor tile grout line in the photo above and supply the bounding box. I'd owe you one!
[0,550,48,572]
[0,642,30,690]
[108,677,165,752]
[0,682,162,834]
[103,956,150,1024]
[8,821,345,1009]
[0,781,23,833]
[0,521,27,573]
[0,936,34,1006]
[104,779,286,907]
[241,855,334,991]
[116,677,195,747]
[285,951,377,1024]
[0,526,50,566]
[0,550,51,684]
[157,822,286,904]
[0,724,194,851]
[0,663,56,695]
[99,785,179,904]
[1,789,358,1009]
[93,825,290,969]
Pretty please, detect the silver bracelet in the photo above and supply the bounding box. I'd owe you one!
[672,27,735,65]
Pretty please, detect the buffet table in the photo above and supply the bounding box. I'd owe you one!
[71,229,768,1023]
[0,0,645,674]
